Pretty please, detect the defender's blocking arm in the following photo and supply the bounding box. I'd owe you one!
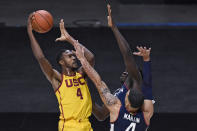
[107,5,142,86]
[75,44,121,113]
[133,46,153,100]
[56,19,95,67]
[133,46,154,124]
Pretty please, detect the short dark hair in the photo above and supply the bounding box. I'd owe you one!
[128,88,144,108]
[56,49,67,66]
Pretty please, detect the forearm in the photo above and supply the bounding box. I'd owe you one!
[27,29,56,82]
[142,61,153,100]
[111,26,131,59]
[79,58,101,88]
[111,26,141,83]
[143,61,152,85]
[27,29,45,60]
[78,56,118,110]
[78,43,95,66]
[108,6,131,56]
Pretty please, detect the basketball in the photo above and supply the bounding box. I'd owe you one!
[31,10,53,33]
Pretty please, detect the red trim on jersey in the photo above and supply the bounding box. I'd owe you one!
[110,106,121,123]
[78,72,83,77]
[62,119,65,131]
[64,72,76,76]
[58,90,66,131]
[78,71,88,80]
[55,74,63,93]
[142,111,150,126]
[123,83,129,90]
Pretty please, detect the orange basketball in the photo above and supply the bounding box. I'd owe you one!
[31,10,53,33]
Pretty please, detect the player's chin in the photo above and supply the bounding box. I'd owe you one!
[125,106,130,112]
[120,77,126,83]
[120,78,124,84]
[73,63,78,68]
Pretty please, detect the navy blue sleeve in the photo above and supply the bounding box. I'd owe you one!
[141,61,153,100]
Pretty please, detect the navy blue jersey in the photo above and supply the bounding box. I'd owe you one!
[111,85,148,131]
[113,84,128,102]
[111,61,152,131]
[113,61,152,101]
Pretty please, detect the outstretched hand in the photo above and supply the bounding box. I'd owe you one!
[107,4,114,28]
[55,19,72,42]
[133,46,151,61]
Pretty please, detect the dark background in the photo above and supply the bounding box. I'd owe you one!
[1,0,197,130]
[1,27,197,113]
[0,27,197,131]
[119,0,197,4]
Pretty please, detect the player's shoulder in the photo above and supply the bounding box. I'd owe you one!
[113,87,124,97]
[113,84,128,97]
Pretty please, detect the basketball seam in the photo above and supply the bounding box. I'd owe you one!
[34,16,48,32]
[36,11,52,28]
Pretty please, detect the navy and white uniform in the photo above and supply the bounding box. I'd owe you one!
[111,61,152,131]
[111,84,148,131]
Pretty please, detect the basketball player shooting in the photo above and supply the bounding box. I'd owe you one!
[27,13,94,131]
[75,4,154,131]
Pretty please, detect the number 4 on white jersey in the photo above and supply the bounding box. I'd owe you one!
[125,122,136,131]
[110,122,136,131]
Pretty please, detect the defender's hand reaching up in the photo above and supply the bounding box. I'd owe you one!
[55,19,72,42]
[133,46,151,61]
[107,4,114,28]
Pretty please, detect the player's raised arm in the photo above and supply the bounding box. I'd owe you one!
[133,46,152,86]
[27,13,61,88]
[107,5,142,87]
[56,19,95,67]
[133,46,154,124]
[75,44,121,114]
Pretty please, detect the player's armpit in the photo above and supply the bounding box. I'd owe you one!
[37,58,61,83]
[53,69,62,81]
[77,66,88,78]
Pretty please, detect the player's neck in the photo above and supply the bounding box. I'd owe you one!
[129,111,137,115]
[62,68,76,76]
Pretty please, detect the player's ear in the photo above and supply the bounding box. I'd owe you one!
[71,50,76,55]
[59,59,64,66]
